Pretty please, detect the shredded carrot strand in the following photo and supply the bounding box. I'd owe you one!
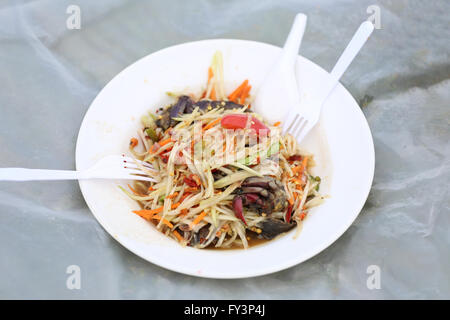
[239,84,252,104]
[288,197,294,206]
[173,230,184,242]
[207,67,214,82]
[291,156,309,176]
[179,193,191,203]
[210,86,217,100]
[132,202,181,219]
[151,215,174,228]
[166,192,178,199]
[133,208,163,218]
[273,121,281,127]
[159,138,172,147]
[171,202,181,209]
[190,211,207,229]
[228,79,248,102]
[203,118,221,131]
[148,143,158,154]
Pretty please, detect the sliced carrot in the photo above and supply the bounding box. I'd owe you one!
[205,67,215,99]
[207,67,214,82]
[148,186,155,192]
[190,211,207,229]
[273,121,281,127]
[291,166,302,175]
[166,192,179,199]
[239,84,252,104]
[132,202,181,220]
[291,156,309,176]
[151,215,174,228]
[228,80,248,102]
[133,207,163,219]
[203,118,221,131]
[179,208,188,217]
[288,197,294,206]
[159,138,172,147]
[148,143,159,154]
[179,193,191,203]
[129,138,138,148]
[171,202,181,209]
[173,230,184,242]
[210,86,216,100]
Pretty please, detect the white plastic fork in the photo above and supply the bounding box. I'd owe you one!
[283,21,375,142]
[0,155,156,182]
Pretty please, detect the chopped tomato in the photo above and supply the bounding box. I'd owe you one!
[221,114,270,135]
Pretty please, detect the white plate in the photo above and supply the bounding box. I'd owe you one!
[75,39,375,279]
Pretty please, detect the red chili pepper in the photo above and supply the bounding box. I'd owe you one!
[285,205,293,223]
[288,155,302,162]
[221,114,270,136]
[232,196,247,225]
[183,176,198,187]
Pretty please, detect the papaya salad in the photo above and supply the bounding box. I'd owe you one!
[122,51,326,249]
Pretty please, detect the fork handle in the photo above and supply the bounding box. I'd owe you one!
[280,13,307,69]
[330,21,374,83]
[0,168,82,181]
[317,21,374,107]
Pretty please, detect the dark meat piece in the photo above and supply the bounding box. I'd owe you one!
[156,95,194,130]
[233,176,287,214]
[155,96,247,130]
[231,176,291,238]
[257,218,296,240]
[190,224,210,246]
[188,100,245,113]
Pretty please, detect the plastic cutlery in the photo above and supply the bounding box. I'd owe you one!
[0,155,156,182]
[253,13,307,124]
[283,21,374,141]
